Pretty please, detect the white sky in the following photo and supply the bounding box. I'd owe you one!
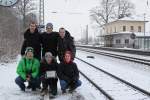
[44,0,150,40]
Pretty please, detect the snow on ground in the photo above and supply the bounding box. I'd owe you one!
[2,50,150,100]
[76,50,150,93]
[75,58,150,100]
[0,56,105,100]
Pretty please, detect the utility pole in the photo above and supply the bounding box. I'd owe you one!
[144,13,146,50]
[85,25,88,44]
[118,0,120,19]
[39,0,44,25]
[23,0,26,28]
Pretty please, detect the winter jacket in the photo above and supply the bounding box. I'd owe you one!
[21,29,42,60]
[57,31,76,62]
[57,62,79,83]
[16,57,40,80]
[41,32,59,57]
[40,58,58,78]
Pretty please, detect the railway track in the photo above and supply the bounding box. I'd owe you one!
[76,57,150,100]
[77,47,150,66]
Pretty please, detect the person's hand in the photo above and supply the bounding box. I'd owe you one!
[73,78,77,83]
[26,74,31,81]
[73,80,76,83]
[26,77,30,81]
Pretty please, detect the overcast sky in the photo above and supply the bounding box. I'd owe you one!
[44,0,150,40]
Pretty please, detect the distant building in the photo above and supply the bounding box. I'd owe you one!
[102,17,150,50]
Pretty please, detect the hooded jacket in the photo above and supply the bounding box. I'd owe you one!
[57,31,76,62]
[16,57,40,80]
[40,58,58,76]
[57,61,79,83]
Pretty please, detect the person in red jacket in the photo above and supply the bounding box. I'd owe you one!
[57,51,81,93]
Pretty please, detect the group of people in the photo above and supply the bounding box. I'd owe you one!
[15,22,82,98]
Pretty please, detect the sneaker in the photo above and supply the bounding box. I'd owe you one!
[21,88,25,92]
[37,86,41,89]
[26,85,31,89]
[49,94,55,99]
[62,90,66,94]
[69,86,76,93]
[32,88,36,91]
[40,89,48,96]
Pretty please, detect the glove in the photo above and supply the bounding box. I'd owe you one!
[40,74,46,81]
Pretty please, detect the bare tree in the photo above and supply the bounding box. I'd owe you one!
[90,0,135,26]
[25,13,38,27]
[0,1,38,62]
[90,0,116,26]
[14,0,37,28]
[115,0,135,19]
[0,7,22,62]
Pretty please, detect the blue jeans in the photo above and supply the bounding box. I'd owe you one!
[15,76,38,91]
[60,80,82,91]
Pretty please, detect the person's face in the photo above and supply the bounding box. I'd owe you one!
[64,53,71,63]
[29,24,36,33]
[26,52,33,59]
[45,57,52,64]
[59,29,65,38]
[46,26,53,33]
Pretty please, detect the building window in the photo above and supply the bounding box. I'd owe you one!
[138,26,141,32]
[130,26,134,32]
[125,39,129,44]
[123,26,126,32]
[116,39,121,44]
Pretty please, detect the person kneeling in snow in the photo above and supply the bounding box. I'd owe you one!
[15,47,40,91]
[57,51,82,93]
[40,52,58,98]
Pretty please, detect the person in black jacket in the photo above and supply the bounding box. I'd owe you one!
[21,22,42,61]
[57,28,76,62]
[57,51,81,93]
[41,23,59,58]
[40,52,58,98]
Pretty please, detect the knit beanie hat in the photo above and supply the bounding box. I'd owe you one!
[25,47,34,55]
[46,23,53,29]
[45,52,53,58]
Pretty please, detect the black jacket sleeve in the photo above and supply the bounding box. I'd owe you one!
[57,63,70,83]
[68,37,76,59]
[21,40,27,56]
[73,63,79,81]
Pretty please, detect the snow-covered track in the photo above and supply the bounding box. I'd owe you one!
[76,57,150,100]
[77,47,150,66]
[76,45,150,56]
[79,71,114,100]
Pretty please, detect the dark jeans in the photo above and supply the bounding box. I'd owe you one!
[60,80,82,91]
[27,76,41,88]
[15,76,38,91]
[41,78,58,95]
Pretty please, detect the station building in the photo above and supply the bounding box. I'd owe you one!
[102,17,150,50]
